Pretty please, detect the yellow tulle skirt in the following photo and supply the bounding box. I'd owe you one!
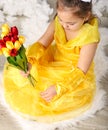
[3,45,96,122]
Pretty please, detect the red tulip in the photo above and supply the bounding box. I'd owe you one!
[0,40,6,49]
[8,32,13,37]
[11,26,18,36]
[14,35,18,40]
[10,48,18,56]
[3,36,11,42]
[11,35,18,43]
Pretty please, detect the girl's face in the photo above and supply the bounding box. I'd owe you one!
[57,9,86,31]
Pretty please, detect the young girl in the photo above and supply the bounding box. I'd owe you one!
[3,0,100,122]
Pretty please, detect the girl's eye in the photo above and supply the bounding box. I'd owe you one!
[69,23,76,25]
[58,18,76,26]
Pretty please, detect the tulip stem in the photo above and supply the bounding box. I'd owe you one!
[27,74,36,87]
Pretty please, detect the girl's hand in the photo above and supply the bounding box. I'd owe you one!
[40,85,57,102]
[20,63,32,78]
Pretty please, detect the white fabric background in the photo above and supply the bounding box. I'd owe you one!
[0,0,108,130]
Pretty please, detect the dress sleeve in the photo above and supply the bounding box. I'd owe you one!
[81,25,100,46]
[26,42,46,64]
[76,18,100,47]
[55,67,86,96]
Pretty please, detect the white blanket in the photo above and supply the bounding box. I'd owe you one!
[0,0,108,130]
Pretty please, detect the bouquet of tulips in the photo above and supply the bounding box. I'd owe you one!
[0,23,36,87]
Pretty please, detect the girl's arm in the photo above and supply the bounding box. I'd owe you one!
[77,43,98,74]
[37,20,55,48]
[26,20,55,63]
[54,43,98,98]
[22,20,55,77]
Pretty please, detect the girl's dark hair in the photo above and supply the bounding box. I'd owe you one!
[57,0,94,21]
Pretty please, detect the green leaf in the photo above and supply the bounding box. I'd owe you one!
[7,45,28,72]
[7,57,18,66]
[15,54,25,70]
[18,45,28,72]
[7,56,23,70]
[19,45,27,60]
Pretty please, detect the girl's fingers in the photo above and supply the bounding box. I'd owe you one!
[40,92,53,101]
[20,71,29,77]
[20,63,31,78]
[42,96,52,102]
[40,90,49,96]
[40,92,49,98]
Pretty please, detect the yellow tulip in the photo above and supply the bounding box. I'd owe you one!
[1,24,10,35]
[14,40,21,50]
[6,41,14,50]
[18,35,25,44]
[2,48,10,57]
[1,32,8,38]
[0,49,3,55]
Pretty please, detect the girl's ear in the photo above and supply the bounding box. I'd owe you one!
[84,11,91,22]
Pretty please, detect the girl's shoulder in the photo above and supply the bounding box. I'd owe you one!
[82,18,99,32]
[78,18,100,46]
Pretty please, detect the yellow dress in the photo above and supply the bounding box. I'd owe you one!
[3,16,100,123]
